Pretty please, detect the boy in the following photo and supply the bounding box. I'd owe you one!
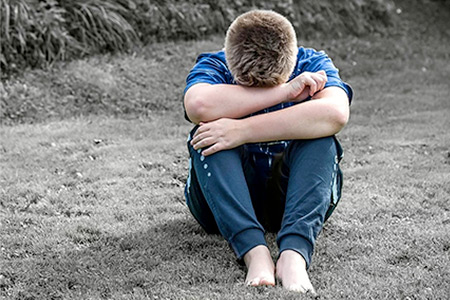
[183,10,353,294]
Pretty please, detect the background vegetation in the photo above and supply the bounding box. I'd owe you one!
[1,0,450,299]
[1,0,399,124]
[1,0,395,75]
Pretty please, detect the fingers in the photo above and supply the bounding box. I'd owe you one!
[190,118,242,156]
[191,133,221,156]
[302,76,318,97]
[308,71,327,96]
[192,124,209,139]
[316,70,327,91]
[300,70,327,97]
[201,144,220,156]
[191,130,208,147]
[191,124,219,154]
[191,128,215,150]
[192,136,214,150]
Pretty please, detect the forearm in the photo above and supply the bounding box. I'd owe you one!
[189,87,349,156]
[240,88,349,142]
[184,83,289,124]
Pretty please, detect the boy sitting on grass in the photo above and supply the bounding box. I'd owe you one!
[183,10,353,294]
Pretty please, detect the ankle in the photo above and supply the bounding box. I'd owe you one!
[244,245,271,267]
[278,250,307,268]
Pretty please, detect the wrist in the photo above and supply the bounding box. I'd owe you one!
[236,118,252,144]
[278,83,291,103]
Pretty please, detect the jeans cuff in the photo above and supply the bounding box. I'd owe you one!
[229,228,266,260]
[279,234,314,269]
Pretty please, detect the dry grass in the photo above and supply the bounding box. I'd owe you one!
[1,0,450,299]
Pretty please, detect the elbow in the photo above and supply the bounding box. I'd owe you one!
[184,91,208,124]
[331,106,349,133]
[336,107,349,128]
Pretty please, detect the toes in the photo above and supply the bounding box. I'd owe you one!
[281,281,317,295]
[259,278,275,286]
[306,289,319,298]
[246,278,259,286]
[288,284,307,293]
[246,277,275,287]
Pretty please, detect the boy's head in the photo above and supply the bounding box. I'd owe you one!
[225,10,298,87]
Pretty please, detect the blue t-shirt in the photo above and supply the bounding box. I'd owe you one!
[184,48,353,156]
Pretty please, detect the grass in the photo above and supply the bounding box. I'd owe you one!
[1,0,450,299]
[0,37,232,124]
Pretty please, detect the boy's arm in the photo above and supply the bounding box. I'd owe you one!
[184,83,286,124]
[190,86,349,156]
[184,71,327,124]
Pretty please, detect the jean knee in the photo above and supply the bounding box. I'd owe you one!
[286,137,338,163]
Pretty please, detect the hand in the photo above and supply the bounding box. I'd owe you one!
[284,70,327,102]
[190,118,245,156]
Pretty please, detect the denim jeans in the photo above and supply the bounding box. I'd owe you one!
[184,126,343,268]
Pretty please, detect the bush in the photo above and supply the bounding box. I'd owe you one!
[1,0,137,75]
[124,0,397,40]
[0,0,78,71]
[60,0,137,54]
[0,0,397,75]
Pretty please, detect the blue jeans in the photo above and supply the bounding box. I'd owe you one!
[184,127,343,268]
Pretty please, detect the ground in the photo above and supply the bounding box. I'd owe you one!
[1,0,450,299]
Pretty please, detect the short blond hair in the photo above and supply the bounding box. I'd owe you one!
[225,10,298,87]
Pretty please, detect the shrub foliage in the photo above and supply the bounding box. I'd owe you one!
[60,0,137,53]
[1,0,76,71]
[1,0,396,74]
[1,0,137,73]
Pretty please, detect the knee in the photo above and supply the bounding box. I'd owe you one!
[288,137,337,157]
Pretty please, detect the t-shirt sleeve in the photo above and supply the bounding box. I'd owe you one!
[184,53,230,95]
[301,49,354,104]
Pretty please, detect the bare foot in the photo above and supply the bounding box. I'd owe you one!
[243,245,275,287]
[276,250,317,295]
